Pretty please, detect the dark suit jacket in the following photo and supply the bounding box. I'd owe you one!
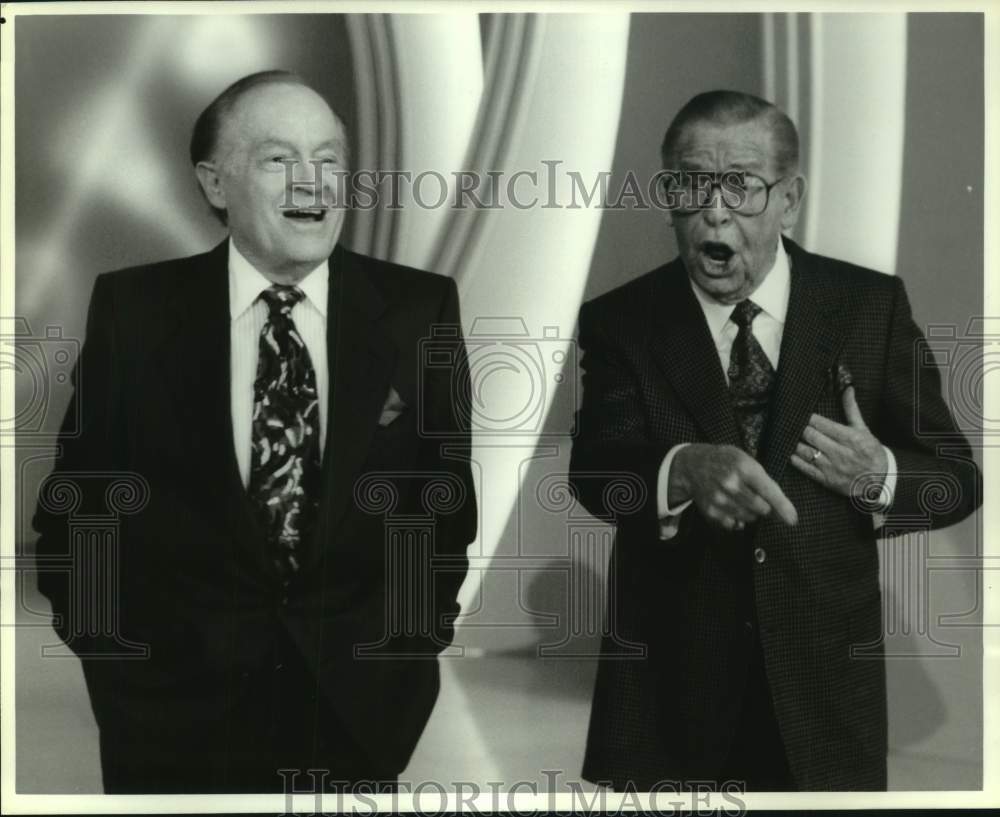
[33,240,477,777]
[569,236,980,791]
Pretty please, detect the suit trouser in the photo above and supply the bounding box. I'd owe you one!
[717,628,796,791]
[97,630,388,794]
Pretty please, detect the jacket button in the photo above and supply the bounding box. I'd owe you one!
[754,547,767,563]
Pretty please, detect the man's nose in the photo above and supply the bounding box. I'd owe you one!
[290,165,320,189]
[285,163,326,205]
[700,188,732,227]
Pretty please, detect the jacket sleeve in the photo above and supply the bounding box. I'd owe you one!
[32,273,120,650]
[876,276,982,531]
[422,275,477,650]
[569,299,672,534]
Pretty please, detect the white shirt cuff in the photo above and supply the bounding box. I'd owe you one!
[872,446,897,530]
[658,443,693,540]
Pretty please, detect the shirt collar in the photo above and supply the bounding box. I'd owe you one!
[228,237,329,319]
[688,238,791,343]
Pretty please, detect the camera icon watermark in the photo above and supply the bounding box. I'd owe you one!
[0,317,80,440]
[31,470,151,658]
[418,317,576,438]
[917,318,998,439]
[352,470,472,658]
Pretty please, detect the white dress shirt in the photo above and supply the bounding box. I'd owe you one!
[656,243,897,539]
[229,239,330,488]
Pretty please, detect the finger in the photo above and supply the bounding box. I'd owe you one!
[731,503,760,523]
[726,479,774,518]
[808,413,856,444]
[717,474,773,521]
[740,487,774,518]
[723,515,747,532]
[745,465,798,526]
[713,494,758,523]
[790,453,825,484]
[796,441,824,465]
[802,424,850,458]
[709,510,739,532]
[841,385,867,429]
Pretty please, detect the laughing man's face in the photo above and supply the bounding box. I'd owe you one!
[668,117,803,304]
[207,82,348,283]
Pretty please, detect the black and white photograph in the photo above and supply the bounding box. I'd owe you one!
[0,2,994,812]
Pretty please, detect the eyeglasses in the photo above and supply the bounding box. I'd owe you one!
[660,171,786,217]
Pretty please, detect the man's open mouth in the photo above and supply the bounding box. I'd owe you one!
[701,240,735,263]
[282,208,327,222]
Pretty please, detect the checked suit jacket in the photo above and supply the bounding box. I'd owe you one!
[32,240,477,778]
[568,236,981,791]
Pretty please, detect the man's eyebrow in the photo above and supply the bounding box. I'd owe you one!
[250,138,346,154]
[674,152,720,170]
[676,150,712,163]
[252,139,295,153]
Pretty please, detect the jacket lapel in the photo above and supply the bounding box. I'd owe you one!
[311,245,397,553]
[648,258,744,449]
[153,241,270,569]
[154,242,397,571]
[156,241,235,481]
[647,240,849,485]
[759,237,849,485]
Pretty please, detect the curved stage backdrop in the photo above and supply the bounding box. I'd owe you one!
[12,11,984,791]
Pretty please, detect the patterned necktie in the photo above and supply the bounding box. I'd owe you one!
[249,285,321,578]
[728,299,776,459]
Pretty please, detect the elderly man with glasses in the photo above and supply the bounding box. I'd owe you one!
[569,90,980,792]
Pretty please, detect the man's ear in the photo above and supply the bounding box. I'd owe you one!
[780,174,807,231]
[195,161,227,210]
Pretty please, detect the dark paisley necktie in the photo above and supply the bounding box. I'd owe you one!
[248,285,321,578]
[728,299,776,459]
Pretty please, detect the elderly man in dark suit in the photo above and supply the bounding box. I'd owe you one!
[569,90,980,791]
[32,70,476,793]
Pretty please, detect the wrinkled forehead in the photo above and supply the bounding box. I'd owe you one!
[219,82,347,154]
[671,117,778,174]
